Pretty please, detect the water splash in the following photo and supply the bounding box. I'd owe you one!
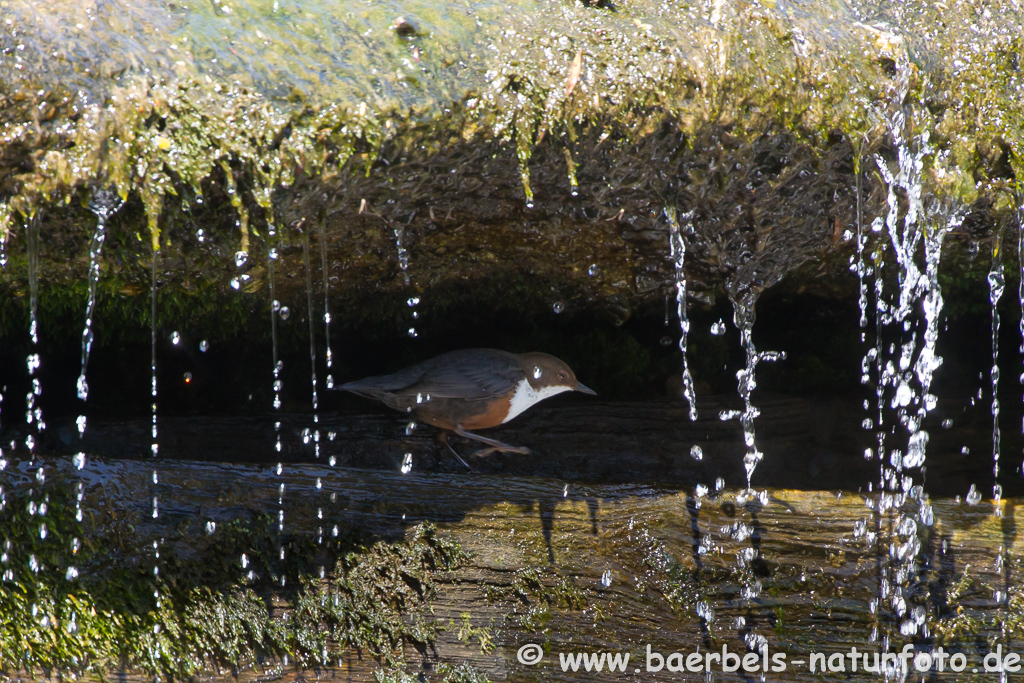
[665,207,697,421]
[988,230,1004,488]
[866,72,967,646]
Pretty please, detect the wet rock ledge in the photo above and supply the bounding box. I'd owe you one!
[0,0,1021,320]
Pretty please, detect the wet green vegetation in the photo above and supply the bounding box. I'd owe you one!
[0,476,467,679]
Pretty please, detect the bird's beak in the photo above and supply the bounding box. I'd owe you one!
[574,381,597,395]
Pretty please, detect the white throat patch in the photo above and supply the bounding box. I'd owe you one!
[502,378,571,424]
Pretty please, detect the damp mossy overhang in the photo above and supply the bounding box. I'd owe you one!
[0,0,1022,420]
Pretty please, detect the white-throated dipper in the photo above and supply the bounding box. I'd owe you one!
[339,349,595,459]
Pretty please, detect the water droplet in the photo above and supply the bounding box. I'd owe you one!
[170,331,181,345]
[196,228,205,242]
[659,336,673,346]
[588,264,599,277]
[234,251,248,268]
[279,306,290,320]
[206,521,216,534]
[230,277,241,290]
[715,477,725,492]
[72,452,86,469]
[552,301,565,314]
[65,566,79,581]
[408,328,418,338]
[183,372,193,384]
[401,453,413,474]
[268,248,279,260]
[407,297,420,307]
[199,340,209,352]
[600,570,612,587]
[710,320,727,336]
[966,484,982,506]
[690,445,703,461]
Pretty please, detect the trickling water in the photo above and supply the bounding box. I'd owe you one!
[664,207,697,421]
[25,215,43,459]
[563,147,579,197]
[302,237,320,459]
[393,218,420,337]
[1018,201,1024,443]
[988,231,1005,487]
[394,223,411,286]
[318,217,335,391]
[77,190,122,405]
[148,236,161,605]
[22,214,48,574]
[725,291,785,488]
[266,221,287,587]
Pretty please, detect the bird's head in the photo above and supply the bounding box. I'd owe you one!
[519,352,596,395]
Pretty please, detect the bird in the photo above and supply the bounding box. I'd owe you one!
[338,349,595,464]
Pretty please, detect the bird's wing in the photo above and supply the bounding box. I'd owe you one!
[403,350,523,399]
[339,350,523,400]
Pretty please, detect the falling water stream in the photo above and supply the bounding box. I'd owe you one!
[989,231,1005,493]
[267,225,286,586]
[665,207,698,422]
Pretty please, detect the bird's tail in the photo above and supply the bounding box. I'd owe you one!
[337,380,387,401]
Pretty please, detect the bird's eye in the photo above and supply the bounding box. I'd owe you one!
[559,372,567,380]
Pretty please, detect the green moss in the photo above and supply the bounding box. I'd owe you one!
[0,475,465,678]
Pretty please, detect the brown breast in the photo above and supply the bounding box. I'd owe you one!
[415,392,514,431]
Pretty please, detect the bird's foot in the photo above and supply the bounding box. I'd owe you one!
[473,444,531,458]
[436,431,472,470]
[453,426,531,456]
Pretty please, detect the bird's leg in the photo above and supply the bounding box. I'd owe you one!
[453,425,531,455]
[437,431,472,470]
